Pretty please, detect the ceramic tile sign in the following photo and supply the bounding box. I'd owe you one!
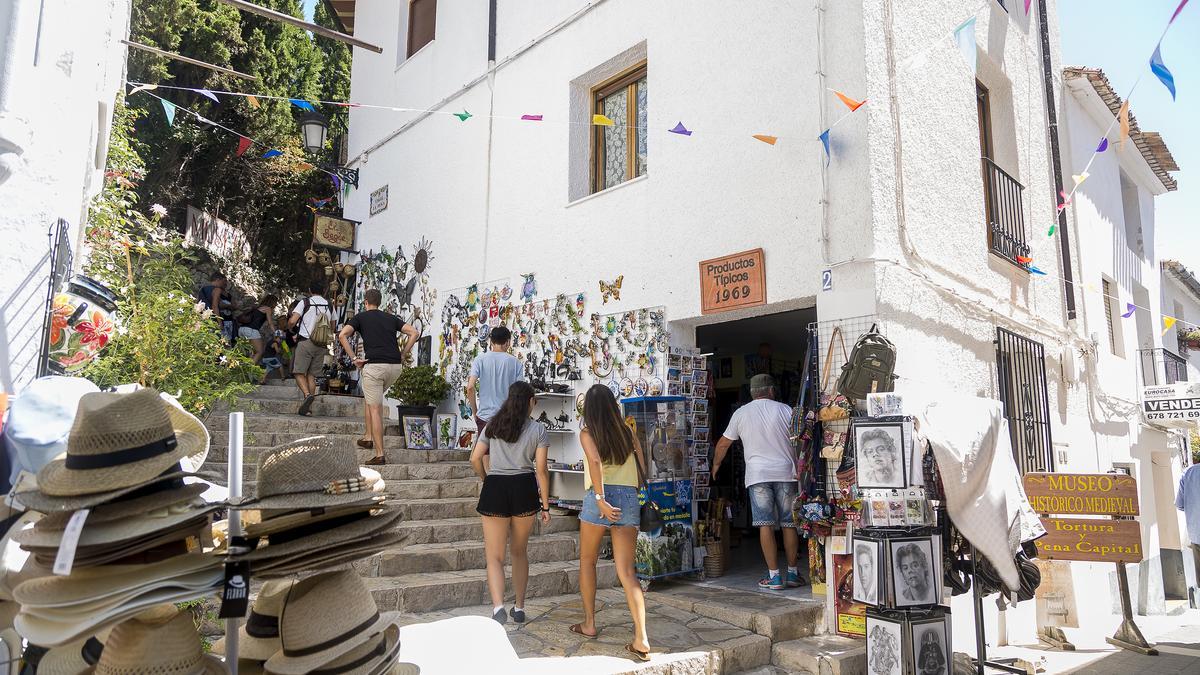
[370,184,389,216]
[698,248,765,315]
[1023,472,1139,516]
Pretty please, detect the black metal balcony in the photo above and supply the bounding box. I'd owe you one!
[982,157,1030,268]
[1139,347,1188,386]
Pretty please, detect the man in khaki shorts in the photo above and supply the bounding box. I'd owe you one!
[338,288,419,464]
[288,281,332,416]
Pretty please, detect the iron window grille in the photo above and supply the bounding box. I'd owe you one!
[995,327,1053,475]
[982,157,1031,267]
[1138,347,1188,386]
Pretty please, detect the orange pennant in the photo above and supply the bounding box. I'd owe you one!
[246,95,260,109]
[752,134,778,145]
[1117,100,1129,150]
[834,91,866,112]
[297,162,314,171]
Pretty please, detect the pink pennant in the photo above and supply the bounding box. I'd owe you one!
[1057,189,1073,211]
[1170,0,1189,24]
[521,114,543,121]
[1025,0,1032,15]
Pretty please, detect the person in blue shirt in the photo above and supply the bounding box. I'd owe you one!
[1177,462,1200,585]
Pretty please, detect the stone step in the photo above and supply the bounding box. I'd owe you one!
[388,479,482,500]
[771,635,866,675]
[364,560,617,613]
[393,497,478,521]
[394,515,578,546]
[206,431,439,451]
[373,533,580,576]
[199,464,479,494]
[205,444,470,465]
[208,413,407,437]
[653,586,825,643]
[219,396,369,418]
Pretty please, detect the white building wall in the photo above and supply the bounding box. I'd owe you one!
[0,0,131,394]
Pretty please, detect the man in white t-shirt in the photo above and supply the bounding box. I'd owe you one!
[712,374,801,591]
[287,281,331,416]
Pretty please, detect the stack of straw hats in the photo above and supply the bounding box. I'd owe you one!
[226,436,406,577]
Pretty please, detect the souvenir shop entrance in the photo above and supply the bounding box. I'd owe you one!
[694,307,817,590]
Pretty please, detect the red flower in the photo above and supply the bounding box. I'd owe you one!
[49,299,72,346]
[75,311,114,350]
[57,350,93,368]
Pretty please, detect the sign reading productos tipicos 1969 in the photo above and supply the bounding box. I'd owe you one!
[1023,472,1143,564]
[698,248,766,315]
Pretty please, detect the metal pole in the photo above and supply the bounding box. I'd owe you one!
[121,40,258,80]
[225,411,244,674]
[1106,562,1159,655]
[216,0,384,53]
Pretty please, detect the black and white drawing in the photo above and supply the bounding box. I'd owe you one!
[855,421,907,489]
[852,538,881,605]
[910,616,950,675]
[890,538,938,606]
[866,614,903,675]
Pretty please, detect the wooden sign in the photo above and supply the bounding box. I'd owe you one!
[699,248,766,315]
[1032,517,1143,563]
[1023,472,1139,516]
[313,212,358,251]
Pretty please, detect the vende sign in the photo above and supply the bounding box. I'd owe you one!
[1140,382,1200,426]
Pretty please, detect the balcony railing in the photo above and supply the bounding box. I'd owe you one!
[1139,347,1188,386]
[982,157,1030,268]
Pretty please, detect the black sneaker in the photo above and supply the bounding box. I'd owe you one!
[492,608,508,624]
[297,394,315,416]
[509,608,526,623]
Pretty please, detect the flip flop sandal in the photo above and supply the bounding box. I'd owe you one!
[568,623,598,639]
[625,644,651,662]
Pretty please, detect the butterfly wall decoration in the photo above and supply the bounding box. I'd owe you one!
[599,275,624,304]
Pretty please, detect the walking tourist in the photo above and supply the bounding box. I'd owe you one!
[1177,461,1200,581]
[573,384,651,662]
[712,374,803,591]
[337,288,419,465]
[466,326,523,433]
[468,380,551,625]
[287,281,332,416]
[238,294,279,365]
[197,271,234,343]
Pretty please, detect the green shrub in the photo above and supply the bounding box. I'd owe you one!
[387,365,450,407]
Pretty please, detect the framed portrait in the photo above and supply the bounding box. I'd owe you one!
[668,353,684,368]
[692,412,710,427]
[693,427,710,443]
[694,487,710,501]
[403,416,434,450]
[667,381,682,396]
[865,612,903,675]
[694,471,710,487]
[909,615,951,675]
[854,421,907,489]
[692,399,709,415]
[851,536,883,606]
[903,418,922,488]
[681,376,693,395]
[692,369,708,385]
[693,385,709,399]
[435,414,458,450]
[693,456,710,473]
[692,356,706,370]
[418,335,432,366]
[888,537,939,607]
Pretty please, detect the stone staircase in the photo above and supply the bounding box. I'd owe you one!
[202,382,618,615]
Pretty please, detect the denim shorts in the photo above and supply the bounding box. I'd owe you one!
[580,486,641,528]
[749,481,799,528]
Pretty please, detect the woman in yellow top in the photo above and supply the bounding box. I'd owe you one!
[570,384,651,662]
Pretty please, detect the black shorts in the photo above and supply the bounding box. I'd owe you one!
[477,473,540,518]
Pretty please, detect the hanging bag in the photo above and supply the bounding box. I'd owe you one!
[633,443,663,533]
[307,300,334,347]
[835,323,896,400]
[817,327,852,460]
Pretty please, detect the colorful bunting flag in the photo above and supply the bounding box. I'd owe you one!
[195,89,220,103]
[818,129,830,164]
[833,91,866,112]
[453,110,472,122]
[161,99,176,126]
[753,134,778,146]
[1121,303,1136,319]
[1096,138,1109,153]
[1072,172,1089,186]
[1025,0,1032,15]
[1029,266,1047,275]
[129,83,157,96]
[246,95,260,109]
[954,18,977,76]
[1149,45,1176,100]
[297,162,314,171]
[1162,316,1177,336]
[289,98,315,112]
[592,114,614,126]
[236,137,252,157]
[1048,224,1056,236]
[1016,256,1033,264]
[1117,100,1130,149]
[262,149,283,159]
[1170,0,1190,24]
[669,121,692,136]
[520,114,543,121]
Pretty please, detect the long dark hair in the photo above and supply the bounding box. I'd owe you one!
[484,381,536,443]
[582,384,634,466]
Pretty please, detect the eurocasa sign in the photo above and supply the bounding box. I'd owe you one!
[1140,382,1200,426]
[698,248,766,315]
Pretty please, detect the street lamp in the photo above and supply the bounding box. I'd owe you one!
[299,110,359,189]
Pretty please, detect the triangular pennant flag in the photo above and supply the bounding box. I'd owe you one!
[262,149,283,159]
[1072,172,1089,186]
[160,99,176,126]
[1150,45,1176,101]
[1025,0,1032,15]
[1096,137,1109,153]
[833,91,866,112]
[1170,0,1189,24]
[1057,189,1072,211]
[1016,256,1033,264]
[520,114,543,121]
[1029,266,1047,276]
[453,110,472,122]
[1047,224,1056,236]
[236,136,253,157]
[128,83,157,96]
[1085,282,1097,293]
[818,129,830,164]
[195,89,220,103]
[246,95,260,109]
[289,98,315,112]
[1121,303,1136,319]
[331,174,341,192]
[753,134,778,145]
[668,121,692,136]
[954,18,977,76]
[1117,100,1130,149]
[1162,316,1178,336]
[297,162,314,171]
[592,114,614,126]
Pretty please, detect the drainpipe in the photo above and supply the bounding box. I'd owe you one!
[480,0,497,278]
[0,0,33,185]
[1036,0,1077,321]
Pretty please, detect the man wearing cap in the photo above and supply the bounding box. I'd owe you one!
[712,374,803,591]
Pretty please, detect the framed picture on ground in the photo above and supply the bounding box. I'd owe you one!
[854,420,907,489]
[851,536,883,606]
[457,429,476,449]
[865,612,904,675]
[889,537,939,607]
[403,416,434,450]
[909,615,951,675]
[435,414,458,450]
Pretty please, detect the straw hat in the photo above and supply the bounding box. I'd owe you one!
[0,511,42,602]
[31,388,208,498]
[36,630,110,675]
[14,553,220,609]
[230,508,403,564]
[16,499,218,550]
[36,483,210,531]
[254,531,407,579]
[16,586,218,648]
[245,501,382,539]
[265,624,402,675]
[210,580,292,661]
[90,607,226,675]
[14,472,209,514]
[0,627,21,675]
[241,437,380,510]
[264,570,400,675]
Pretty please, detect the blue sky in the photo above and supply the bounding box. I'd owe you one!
[302,0,316,21]
[1058,1,1198,268]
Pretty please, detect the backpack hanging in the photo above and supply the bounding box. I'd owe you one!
[836,323,896,400]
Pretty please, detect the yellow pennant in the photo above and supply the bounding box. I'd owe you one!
[247,95,261,109]
[752,134,778,145]
[1072,172,1089,186]
[1162,315,1177,336]
[592,114,614,126]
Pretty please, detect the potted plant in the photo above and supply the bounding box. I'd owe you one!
[387,365,450,423]
[1184,329,1200,350]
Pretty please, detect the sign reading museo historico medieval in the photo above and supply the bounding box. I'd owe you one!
[1023,472,1143,564]
[698,248,766,315]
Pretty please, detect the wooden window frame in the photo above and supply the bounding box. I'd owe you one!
[1102,278,1119,355]
[976,80,993,160]
[591,62,647,194]
[407,0,436,58]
